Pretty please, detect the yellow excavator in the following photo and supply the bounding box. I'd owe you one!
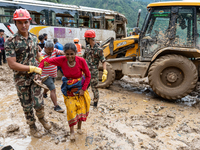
[98,1,200,100]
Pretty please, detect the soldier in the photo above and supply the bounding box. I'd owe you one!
[5,8,51,138]
[83,30,107,107]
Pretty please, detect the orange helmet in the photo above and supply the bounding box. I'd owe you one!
[84,30,96,38]
[73,38,79,42]
[13,9,32,21]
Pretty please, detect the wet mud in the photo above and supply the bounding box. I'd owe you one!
[1,64,200,150]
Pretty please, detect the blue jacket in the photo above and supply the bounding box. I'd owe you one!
[55,42,63,57]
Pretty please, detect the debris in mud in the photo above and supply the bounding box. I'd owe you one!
[51,122,61,131]
[118,108,129,113]
[6,124,19,133]
[119,76,150,93]
[190,138,200,150]
[130,113,175,130]
[85,135,94,146]
[55,138,59,145]
[137,127,157,138]
[176,122,200,134]
[153,105,165,112]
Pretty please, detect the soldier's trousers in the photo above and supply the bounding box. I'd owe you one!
[90,69,99,102]
[15,75,44,125]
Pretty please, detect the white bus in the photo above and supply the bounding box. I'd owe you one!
[0,0,127,46]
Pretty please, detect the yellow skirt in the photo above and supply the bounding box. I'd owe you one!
[63,90,91,127]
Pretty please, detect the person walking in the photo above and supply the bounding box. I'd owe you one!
[0,29,6,65]
[83,30,107,108]
[4,8,51,138]
[41,40,65,113]
[39,43,91,141]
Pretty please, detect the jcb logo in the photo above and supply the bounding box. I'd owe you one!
[117,41,127,47]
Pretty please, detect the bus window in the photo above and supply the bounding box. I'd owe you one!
[0,7,14,23]
[29,11,41,25]
[79,17,90,28]
[56,17,62,26]
[106,19,115,30]
[117,24,125,38]
[68,18,76,27]
[30,15,37,25]
[0,7,6,23]
[93,21,100,29]
[78,11,91,28]
[54,13,77,27]
[92,14,102,29]
[29,10,47,25]
[39,10,47,25]
[79,18,84,27]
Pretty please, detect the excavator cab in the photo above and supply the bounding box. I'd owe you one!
[139,5,200,61]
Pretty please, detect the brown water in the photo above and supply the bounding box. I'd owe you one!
[1,64,200,150]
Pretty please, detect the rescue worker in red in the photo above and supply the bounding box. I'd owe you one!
[73,38,85,56]
[4,9,51,138]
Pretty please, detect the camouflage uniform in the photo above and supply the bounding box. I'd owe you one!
[83,43,106,102]
[5,32,45,125]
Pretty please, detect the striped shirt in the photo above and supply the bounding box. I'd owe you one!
[40,48,61,78]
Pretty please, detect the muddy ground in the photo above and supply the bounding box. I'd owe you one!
[1,64,200,150]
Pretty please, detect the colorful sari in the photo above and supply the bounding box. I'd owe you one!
[61,76,91,127]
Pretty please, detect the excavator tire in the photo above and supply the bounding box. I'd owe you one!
[97,62,115,88]
[148,54,198,100]
[115,70,124,80]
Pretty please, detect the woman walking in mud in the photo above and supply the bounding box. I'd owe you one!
[39,43,91,141]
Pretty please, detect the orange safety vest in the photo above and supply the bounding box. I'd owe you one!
[75,43,82,55]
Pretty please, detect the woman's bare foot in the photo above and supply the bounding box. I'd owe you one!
[70,133,75,142]
[77,129,83,135]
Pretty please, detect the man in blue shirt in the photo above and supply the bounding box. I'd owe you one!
[53,38,63,74]
[54,38,63,51]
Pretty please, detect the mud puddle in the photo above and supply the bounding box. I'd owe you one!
[1,65,200,150]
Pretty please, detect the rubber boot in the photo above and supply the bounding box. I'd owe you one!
[30,124,42,138]
[39,117,52,130]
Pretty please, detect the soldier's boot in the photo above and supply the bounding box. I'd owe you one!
[93,99,98,107]
[39,117,52,130]
[29,124,42,138]
[36,107,51,130]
